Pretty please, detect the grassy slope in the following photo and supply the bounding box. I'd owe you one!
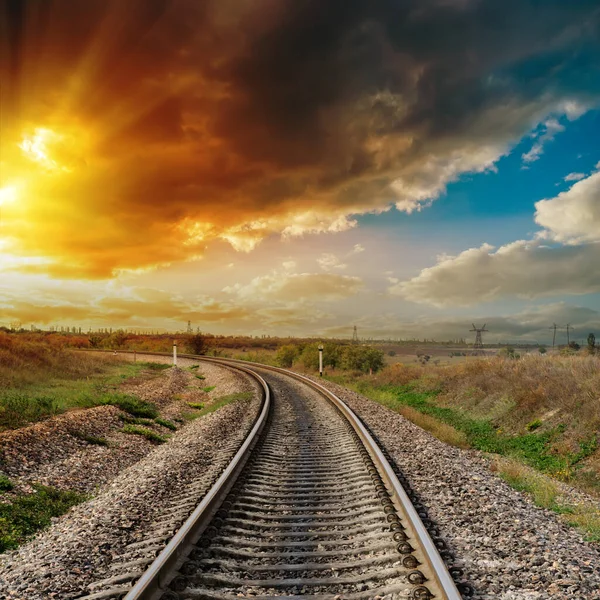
[323,355,600,541]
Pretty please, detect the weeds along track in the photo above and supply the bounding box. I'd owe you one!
[82,355,462,600]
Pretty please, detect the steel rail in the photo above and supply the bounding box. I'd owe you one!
[198,356,463,600]
[122,360,271,600]
[101,351,462,599]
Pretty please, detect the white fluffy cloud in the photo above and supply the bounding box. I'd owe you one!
[317,253,347,271]
[224,271,363,302]
[390,240,600,306]
[564,172,585,182]
[535,170,600,244]
[521,118,565,164]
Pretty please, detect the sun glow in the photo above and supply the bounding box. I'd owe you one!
[0,186,18,207]
[19,128,72,172]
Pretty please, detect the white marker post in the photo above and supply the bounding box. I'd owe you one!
[318,344,324,377]
[173,341,177,366]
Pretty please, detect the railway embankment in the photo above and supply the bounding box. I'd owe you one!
[0,357,261,599]
[310,374,600,599]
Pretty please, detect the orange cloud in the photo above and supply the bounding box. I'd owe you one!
[1,1,598,277]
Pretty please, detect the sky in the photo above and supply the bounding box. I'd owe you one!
[1,0,599,344]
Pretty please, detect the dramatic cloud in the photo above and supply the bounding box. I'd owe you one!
[391,240,600,306]
[1,1,599,276]
[535,170,600,244]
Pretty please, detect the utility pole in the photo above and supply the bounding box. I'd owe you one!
[549,323,558,348]
[352,326,358,344]
[173,340,177,366]
[565,324,572,345]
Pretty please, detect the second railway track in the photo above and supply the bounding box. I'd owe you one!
[84,354,462,600]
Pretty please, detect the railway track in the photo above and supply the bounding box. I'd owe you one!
[81,355,463,600]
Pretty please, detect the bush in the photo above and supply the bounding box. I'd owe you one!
[276,344,299,368]
[340,346,385,373]
[499,346,520,359]
[186,334,208,356]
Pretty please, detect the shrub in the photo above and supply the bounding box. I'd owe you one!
[186,334,208,355]
[275,344,299,368]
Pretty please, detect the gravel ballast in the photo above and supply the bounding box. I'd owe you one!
[0,357,261,600]
[308,375,600,600]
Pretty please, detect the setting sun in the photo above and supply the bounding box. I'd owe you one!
[0,186,18,207]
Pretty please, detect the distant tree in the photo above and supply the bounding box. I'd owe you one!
[568,341,581,351]
[538,346,547,355]
[587,333,596,355]
[499,346,520,359]
[88,334,103,348]
[111,329,128,348]
[187,333,208,355]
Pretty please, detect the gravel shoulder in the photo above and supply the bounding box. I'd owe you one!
[0,356,261,600]
[308,375,600,600]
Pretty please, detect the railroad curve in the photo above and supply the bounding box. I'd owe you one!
[80,354,463,600]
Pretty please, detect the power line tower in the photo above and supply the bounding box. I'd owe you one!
[549,323,559,348]
[186,320,193,334]
[469,323,488,355]
[352,325,359,344]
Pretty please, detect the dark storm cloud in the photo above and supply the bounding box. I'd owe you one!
[2,0,599,275]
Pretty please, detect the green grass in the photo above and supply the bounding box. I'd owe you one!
[0,475,14,493]
[183,392,252,421]
[154,417,177,431]
[142,362,171,371]
[202,386,216,393]
[70,431,110,447]
[195,374,205,380]
[497,458,600,542]
[0,361,156,430]
[0,485,87,553]
[188,365,199,370]
[118,414,155,426]
[122,424,167,444]
[102,393,158,418]
[341,380,597,478]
